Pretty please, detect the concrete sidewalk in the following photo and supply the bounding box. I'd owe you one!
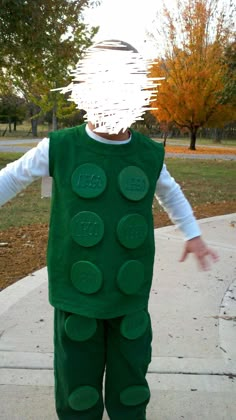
[0,213,236,420]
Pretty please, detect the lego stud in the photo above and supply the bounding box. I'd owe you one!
[68,385,99,411]
[117,260,145,295]
[120,310,149,340]
[120,385,150,406]
[65,314,97,341]
[117,213,148,249]
[71,261,103,294]
[70,211,104,247]
[72,163,107,199]
[118,166,149,201]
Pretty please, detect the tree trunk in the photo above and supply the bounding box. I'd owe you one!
[31,118,38,137]
[163,131,167,147]
[214,128,223,143]
[14,120,17,131]
[8,118,12,133]
[189,127,198,150]
[52,103,58,131]
[28,101,40,137]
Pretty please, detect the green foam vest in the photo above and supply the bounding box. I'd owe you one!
[47,123,164,318]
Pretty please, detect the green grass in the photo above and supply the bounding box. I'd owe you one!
[0,153,51,230]
[165,158,236,207]
[0,122,49,139]
[0,180,51,230]
[0,152,23,166]
[0,153,235,231]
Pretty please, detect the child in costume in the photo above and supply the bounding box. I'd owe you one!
[0,40,218,419]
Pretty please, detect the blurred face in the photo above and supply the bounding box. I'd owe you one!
[58,40,160,135]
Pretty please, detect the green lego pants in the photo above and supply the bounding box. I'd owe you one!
[54,308,152,419]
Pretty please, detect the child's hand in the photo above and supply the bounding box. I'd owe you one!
[179,236,219,271]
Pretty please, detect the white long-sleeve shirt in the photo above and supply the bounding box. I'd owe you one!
[0,125,201,240]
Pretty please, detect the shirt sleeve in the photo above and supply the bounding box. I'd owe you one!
[155,164,201,240]
[0,137,50,207]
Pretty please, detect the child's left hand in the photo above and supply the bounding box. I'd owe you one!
[179,236,219,271]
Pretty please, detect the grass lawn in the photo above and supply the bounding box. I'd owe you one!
[0,152,235,231]
[0,122,49,139]
[165,158,236,206]
[0,153,51,230]
[0,179,51,230]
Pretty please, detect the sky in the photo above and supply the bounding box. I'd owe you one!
[83,0,230,57]
[83,0,173,58]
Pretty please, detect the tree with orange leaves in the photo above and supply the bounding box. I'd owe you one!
[149,0,235,150]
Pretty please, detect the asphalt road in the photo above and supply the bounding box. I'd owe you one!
[0,139,39,153]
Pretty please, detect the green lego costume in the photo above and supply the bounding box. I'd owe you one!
[48,123,164,419]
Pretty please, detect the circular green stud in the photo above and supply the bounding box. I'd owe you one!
[71,261,103,294]
[65,314,97,342]
[120,385,150,406]
[68,385,99,411]
[120,311,149,340]
[117,213,148,249]
[72,163,107,198]
[118,166,149,201]
[70,211,104,247]
[117,260,145,295]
